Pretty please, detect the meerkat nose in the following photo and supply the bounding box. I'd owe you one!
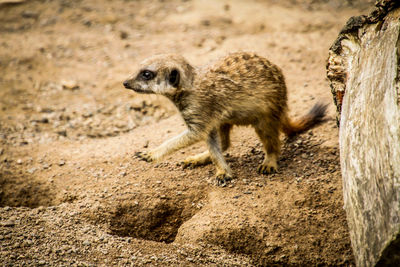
[123,81,131,89]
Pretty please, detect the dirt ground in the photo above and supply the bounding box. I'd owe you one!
[0,0,374,266]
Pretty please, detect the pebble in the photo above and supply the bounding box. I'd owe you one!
[59,160,65,166]
[17,159,23,164]
[27,167,37,174]
[2,220,15,227]
[21,10,39,19]
[61,80,79,90]
[82,240,91,246]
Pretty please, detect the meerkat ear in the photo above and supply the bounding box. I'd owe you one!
[168,69,180,88]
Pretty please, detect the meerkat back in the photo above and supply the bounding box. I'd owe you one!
[193,52,289,126]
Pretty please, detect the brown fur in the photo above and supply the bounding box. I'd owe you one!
[123,52,327,185]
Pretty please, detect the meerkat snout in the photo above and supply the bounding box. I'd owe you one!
[123,80,131,89]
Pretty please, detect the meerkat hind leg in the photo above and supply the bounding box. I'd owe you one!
[182,124,232,168]
[254,122,280,174]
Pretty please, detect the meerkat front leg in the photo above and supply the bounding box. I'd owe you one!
[136,130,201,162]
[206,128,233,186]
[183,124,232,168]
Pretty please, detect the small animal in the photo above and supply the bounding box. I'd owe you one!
[123,52,327,185]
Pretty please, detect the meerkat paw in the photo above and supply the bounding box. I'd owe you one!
[135,151,154,162]
[257,164,276,174]
[257,161,278,174]
[182,153,211,169]
[215,172,233,187]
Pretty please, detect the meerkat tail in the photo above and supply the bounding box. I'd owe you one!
[281,102,328,137]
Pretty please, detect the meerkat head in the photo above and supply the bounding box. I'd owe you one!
[123,54,195,96]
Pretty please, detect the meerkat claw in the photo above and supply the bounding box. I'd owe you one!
[216,173,232,187]
[135,151,153,162]
[257,164,276,175]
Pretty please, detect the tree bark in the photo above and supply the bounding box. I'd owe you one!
[327,1,400,266]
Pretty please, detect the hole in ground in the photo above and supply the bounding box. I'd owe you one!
[108,196,202,244]
[0,170,57,208]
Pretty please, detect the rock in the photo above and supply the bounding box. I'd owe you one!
[120,31,128,39]
[327,1,400,265]
[61,80,79,90]
[58,160,65,166]
[21,10,39,19]
[1,220,15,227]
[27,167,37,174]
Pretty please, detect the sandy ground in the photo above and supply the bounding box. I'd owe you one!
[0,0,374,265]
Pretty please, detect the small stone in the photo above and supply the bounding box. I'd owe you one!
[82,240,91,246]
[61,80,79,90]
[17,159,23,164]
[24,239,33,246]
[120,31,128,39]
[57,130,67,137]
[27,167,37,174]
[21,10,39,19]
[38,260,46,265]
[42,163,50,169]
[58,160,65,166]
[2,220,15,227]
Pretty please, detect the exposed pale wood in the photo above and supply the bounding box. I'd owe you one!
[327,1,400,266]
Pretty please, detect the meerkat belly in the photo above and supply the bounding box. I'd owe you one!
[221,100,275,126]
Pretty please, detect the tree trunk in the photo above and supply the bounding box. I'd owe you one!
[327,1,400,266]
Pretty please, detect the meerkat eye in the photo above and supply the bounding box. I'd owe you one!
[140,70,155,81]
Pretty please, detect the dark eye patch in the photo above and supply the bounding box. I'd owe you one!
[139,70,155,81]
[168,69,180,88]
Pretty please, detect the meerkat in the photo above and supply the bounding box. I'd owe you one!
[123,52,327,185]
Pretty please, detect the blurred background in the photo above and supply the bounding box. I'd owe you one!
[0,0,373,146]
